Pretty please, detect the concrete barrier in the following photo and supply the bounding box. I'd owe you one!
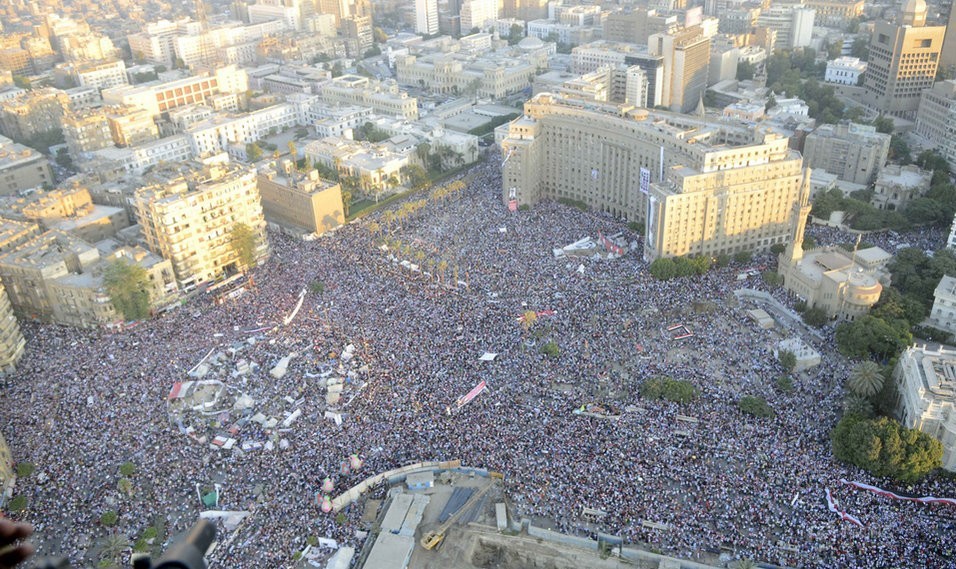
[331,459,461,512]
[527,525,598,551]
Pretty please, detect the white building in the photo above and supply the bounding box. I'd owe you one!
[894,343,956,471]
[930,276,956,337]
[185,104,299,157]
[85,134,195,175]
[416,0,439,35]
[825,57,867,86]
[460,0,499,32]
[248,3,301,31]
[74,60,129,91]
[756,5,815,50]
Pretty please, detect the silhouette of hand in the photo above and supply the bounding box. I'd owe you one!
[0,519,33,568]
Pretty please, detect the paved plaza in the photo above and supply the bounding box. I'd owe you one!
[2,155,955,568]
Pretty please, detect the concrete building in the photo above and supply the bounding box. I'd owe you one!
[940,1,956,75]
[0,279,24,376]
[756,5,815,50]
[62,109,114,158]
[0,89,68,142]
[571,42,665,108]
[500,0,547,21]
[133,160,268,287]
[802,122,890,185]
[102,66,248,118]
[894,344,956,471]
[929,276,956,337]
[460,0,498,32]
[1,186,131,244]
[258,160,344,234]
[73,60,128,91]
[0,136,53,195]
[85,135,195,177]
[649,26,711,114]
[603,8,679,45]
[395,47,542,101]
[862,0,945,119]
[0,219,40,254]
[915,80,956,172]
[500,94,811,261]
[304,137,411,194]
[416,0,439,35]
[319,75,419,121]
[805,0,863,28]
[871,164,933,211]
[106,106,160,148]
[825,57,866,86]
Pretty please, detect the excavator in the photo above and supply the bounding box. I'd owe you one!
[420,481,496,551]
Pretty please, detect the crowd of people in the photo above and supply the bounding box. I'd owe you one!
[2,154,955,569]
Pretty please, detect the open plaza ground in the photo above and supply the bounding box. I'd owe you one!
[2,153,956,568]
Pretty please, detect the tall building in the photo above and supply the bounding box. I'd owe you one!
[460,0,498,32]
[258,160,345,235]
[416,0,439,35]
[863,0,945,119]
[756,5,815,50]
[802,122,891,185]
[942,1,956,75]
[0,88,68,142]
[649,26,710,113]
[62,109,114,158]
[0,135,53,195]
[804,0,863,28]
[916,80,956,172]
[500,94,810,261]
[133,160,269,287]
[894,344,956,471]
[501,0,547,21]
[0,280,24,375]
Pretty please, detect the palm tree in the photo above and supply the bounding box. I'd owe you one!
[733,560,756,569]
[437,260,448,283]
[843,394,874,418]
[98,533,130,568]
[847,361,884,397]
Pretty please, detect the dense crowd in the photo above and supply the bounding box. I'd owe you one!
[2,154,955,569]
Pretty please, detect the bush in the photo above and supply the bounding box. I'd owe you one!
[913,325,951,343]
[774,375,794,393]
[141,527,158,541]
[7,496,26,512]
[715,253,730,268]
[310,280,325,295]
[557,197,589,211]
[335,512,346,525]
[778,350,797,373]
[802,306,828,327]
[770,243,787,254]
[832,414,942,482]
[539,341,560,358]
[119,462,136,477]
[793,301,807,313]
[101,511,119,527]
[307,535,319,547]
[627,221,644,233]
[518,204,531,211]
[649,257,677,280]
[762,270,783,287]
[640,376,698,404]
[739,396,774,418]
[15,463,34,478]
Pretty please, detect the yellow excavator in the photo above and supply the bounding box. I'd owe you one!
[420,481,496,550]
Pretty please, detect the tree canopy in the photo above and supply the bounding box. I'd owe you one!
[832,414,942,483]
[835,315,913,360]
[229,223,259,271]
[103,258,151,322]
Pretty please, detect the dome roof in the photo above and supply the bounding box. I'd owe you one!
[518,36,545,50]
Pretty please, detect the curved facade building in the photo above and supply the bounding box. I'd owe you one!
[500,94,809,260]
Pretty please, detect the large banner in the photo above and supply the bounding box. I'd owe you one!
[456,381,487,409]
[826,487,864,527]
[639,167,651,195]
[841,479,956,506]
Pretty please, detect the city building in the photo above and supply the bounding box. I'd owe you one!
[755,5,816,50]
[72,60,129,91]
[862,0,945,119]
[929,275,956,337]
[416,0,439,35]
[500,94,811,261]
[185,103,299,157]
[649,26,711,114]
[941,1,956,75]
[0,186,130,244]
[871,164,932,211]
[0,280,24,376]
[802,122,891,185]
[319,75,419,120]
[257,160,344,234]
[460,0,498,32]
[106,106,160,148]
[804,0,864,28]
[133,160,268,287]
[0,135,53,195]
[62,108,114,158]
[915,80,956,172]
[304,136,411,194]
[894,343,956,471]
[603,8,678,45]
[102,66,248,118]
[824,57,867,86]
[86,134,195,176]
[0,88,68,143]
[500,0,547,21]
[0,219,40,254]
[571,41,665,108]
[395,45,543,101]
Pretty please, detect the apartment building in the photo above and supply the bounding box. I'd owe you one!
[0,280,24,375]
[0,89,68,142]
[500,94,810,261]
[258,160,345,235]
[915,80,956,172]
[133,160,268,287]
[73,60,129,91]
[102,66,248,118]
[62,108,114,157]
[805,0,864,28]
[0,136,53,195]
[649,26,711,114]
[802,122,890,185]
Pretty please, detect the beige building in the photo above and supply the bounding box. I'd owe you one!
[871,164,933,211]
[894,344,956,471]
[804,0,863,28]
[943,2,956,75]
[304,137,411,195]
[802,122,890,185]
[133,160,269,287]
[0,135,53,195]
[777,190,889,321]
[0,88,68,142]
[62,108,114,158]
[0,279,24,376]
[258,160,345,235]
[319,75,419,120]
[862,0,945,120]
[0,219,40,254]
[0,186,130,243]
[915,80,956,173]
[929,275,956,337]
[648,26,711,113]
[106,106,160,147]
[500,94,811,261]
[0,428,15,506]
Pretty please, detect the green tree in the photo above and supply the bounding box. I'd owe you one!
[7,496,26,512]
[229,223,259,272]
[508,24,525,44]
[640,377,698,404]
[401,164,428,188]
[847,361,885,397]
[246,142,263,162]
[736,60,755,81]
[734,251,752,264]
[738,396,774,418]
[119,462,136,477]
[778,350,797,373]
[843,394,875,418]
[103,258,151,322]
[802,306,828,327]
[872,115,894,134]
[835,315,913,359]
[539,340,560,358]
[15,462,34,478]
[100,510,119,526]
[649,258,677,280]
[832,414,942,482]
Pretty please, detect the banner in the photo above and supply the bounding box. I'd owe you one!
[508,199,518,212]
[639,167,651,195]
[456,380,487,409]
[597,232,624,256]
[841,479,956,507]
[826,487,864,527]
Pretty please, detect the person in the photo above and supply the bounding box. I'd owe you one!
[0,519,33,568]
